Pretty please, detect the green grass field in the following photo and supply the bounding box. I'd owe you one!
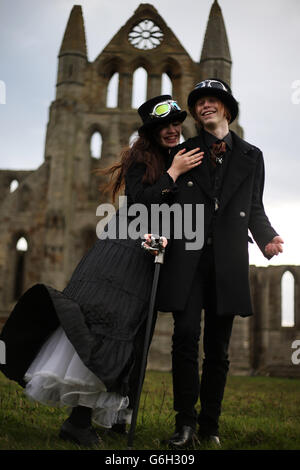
[0,371,299,450]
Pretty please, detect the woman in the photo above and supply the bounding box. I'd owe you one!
[0,95,203,447]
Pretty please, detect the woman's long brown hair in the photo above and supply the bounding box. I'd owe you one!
[96,129,168,202]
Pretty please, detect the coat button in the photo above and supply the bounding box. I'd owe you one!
[240,211,246,217]
[187,181,194,187]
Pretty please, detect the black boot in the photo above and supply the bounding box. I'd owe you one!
[167,425,198,449]
[59,406,101,447]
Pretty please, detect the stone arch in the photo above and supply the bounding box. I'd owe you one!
[90,131,103,159]
[9,178,19,193]
[12,233,29,301]
[161,72,173,95]
[87,124,108,160]
[161,57,183,100]
[100,56,124,78]
[106,72,119,108]
[129,57,152,75]
[281,270,295,327]
[131,66,148,109]
[98,56,124,108]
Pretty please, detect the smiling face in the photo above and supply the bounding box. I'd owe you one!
[158,121,182,148]
[194,95,230,131]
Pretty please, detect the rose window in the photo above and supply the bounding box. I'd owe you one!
[128,20,164,50]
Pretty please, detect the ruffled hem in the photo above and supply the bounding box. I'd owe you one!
[24,372,131,428]
[24,326,131,428]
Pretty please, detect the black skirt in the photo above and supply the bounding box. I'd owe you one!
[0,234,155,396]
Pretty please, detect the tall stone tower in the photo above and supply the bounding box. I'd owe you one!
[1,2,298,377]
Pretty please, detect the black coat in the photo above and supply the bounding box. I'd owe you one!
[125,130,278,317]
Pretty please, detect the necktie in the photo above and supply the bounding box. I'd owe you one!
[210,141,227,167]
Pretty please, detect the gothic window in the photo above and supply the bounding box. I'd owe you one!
[132,67,147,109]
[128,20,164,50]
[10,179,19,192]
[14,236,28,300]
[90,131,103,159]
[161,73,173,96]
[106,72,119,108]
[281,270,295,327]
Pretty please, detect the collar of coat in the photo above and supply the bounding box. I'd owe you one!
[169,129,260,213]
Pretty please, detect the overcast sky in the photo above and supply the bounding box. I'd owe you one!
[0,0,299,266]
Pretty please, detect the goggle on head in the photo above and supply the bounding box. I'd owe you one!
[194,79,228,92]
[149,100,182,119]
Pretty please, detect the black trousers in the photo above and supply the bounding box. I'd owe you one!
[172,245,234,435]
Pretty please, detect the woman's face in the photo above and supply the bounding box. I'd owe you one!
[158,121,182,148]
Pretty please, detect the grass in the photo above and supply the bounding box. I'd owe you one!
[0,371,299,450]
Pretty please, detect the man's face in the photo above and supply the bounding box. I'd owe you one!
[194,95,228,129]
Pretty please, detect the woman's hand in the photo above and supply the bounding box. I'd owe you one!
[167,147,204,182]
[142,234,168,256]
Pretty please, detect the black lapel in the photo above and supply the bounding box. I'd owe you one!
[188,132,214,199]
[219,131,258,213]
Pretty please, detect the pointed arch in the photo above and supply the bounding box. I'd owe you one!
[161,58,182,99]
[106,72,119,108]
[131,67,148,109]
[13,235,29,300]
[9,179,19,193]
[161,72,173,96]
[90,131,103,159]
[281,270,295,327]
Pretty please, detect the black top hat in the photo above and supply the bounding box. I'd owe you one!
[187,78,239,123]
[138,95,187,134]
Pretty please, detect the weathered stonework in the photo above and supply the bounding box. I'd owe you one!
[0,2,299,377]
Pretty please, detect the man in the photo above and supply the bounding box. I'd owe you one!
[156,78,284,447]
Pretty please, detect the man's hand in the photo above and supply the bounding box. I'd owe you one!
[264,236,284,257]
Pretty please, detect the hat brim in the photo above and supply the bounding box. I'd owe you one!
[138,110,187,134]
[188,88,238,123]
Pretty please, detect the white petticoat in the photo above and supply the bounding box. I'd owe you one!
[24,326,131,428]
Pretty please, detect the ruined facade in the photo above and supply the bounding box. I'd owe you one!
[0,1,299,377]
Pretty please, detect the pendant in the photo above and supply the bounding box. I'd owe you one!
[214,198,219,211]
